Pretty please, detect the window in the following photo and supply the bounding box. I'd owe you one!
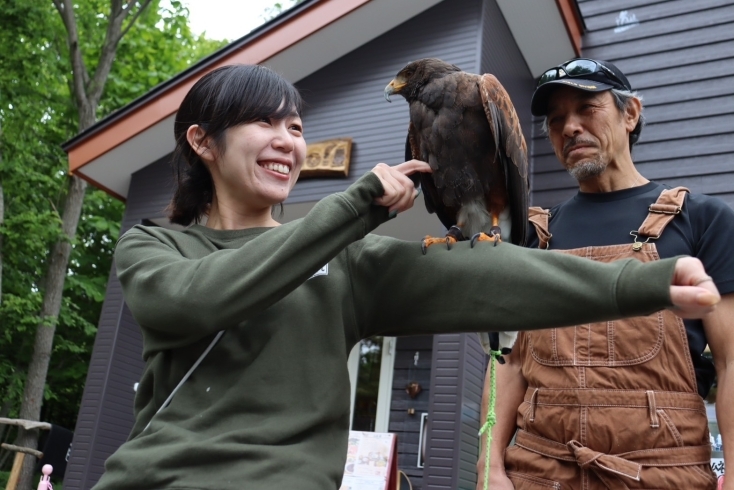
[348,337,395,433]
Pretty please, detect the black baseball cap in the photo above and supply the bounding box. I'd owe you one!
[531,58,632,116]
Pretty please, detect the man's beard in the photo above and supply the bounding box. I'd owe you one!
[567,158,607,182]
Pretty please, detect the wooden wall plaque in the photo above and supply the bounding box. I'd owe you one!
[300,137,353,178]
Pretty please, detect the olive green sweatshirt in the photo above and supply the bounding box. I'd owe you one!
[96,172,676,490]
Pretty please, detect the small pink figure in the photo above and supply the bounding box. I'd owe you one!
[37,464,53,490]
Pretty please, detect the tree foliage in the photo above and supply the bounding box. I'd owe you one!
[0,0,226,472]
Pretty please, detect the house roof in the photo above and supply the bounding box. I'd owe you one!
[63,0,582,200]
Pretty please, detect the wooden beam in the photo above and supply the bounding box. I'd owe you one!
[1,443,44,458]
[0,418,52,431]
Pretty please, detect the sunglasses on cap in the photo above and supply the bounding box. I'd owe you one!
[537,58,629,90]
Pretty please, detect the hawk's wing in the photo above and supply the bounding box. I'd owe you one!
[479,74,529,247]
[404,124,457,231]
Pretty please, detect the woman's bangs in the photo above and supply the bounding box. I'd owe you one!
[252,79,303,122]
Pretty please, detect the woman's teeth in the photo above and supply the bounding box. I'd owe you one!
[262,163,290,175]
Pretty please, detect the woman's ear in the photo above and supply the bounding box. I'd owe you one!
[186,125,216,163]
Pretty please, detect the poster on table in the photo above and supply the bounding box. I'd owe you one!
[339,431,398,490]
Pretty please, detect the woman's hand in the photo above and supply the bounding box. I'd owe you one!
[669,256,721,318]
[371,160,431,215]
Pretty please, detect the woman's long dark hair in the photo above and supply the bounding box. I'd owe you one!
[167,64,304,226]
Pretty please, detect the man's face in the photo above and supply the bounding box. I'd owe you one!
[545,86,635,182]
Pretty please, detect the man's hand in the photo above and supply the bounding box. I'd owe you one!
[371,160,431,215]
[669,257,721,318]
[476,465,515,490]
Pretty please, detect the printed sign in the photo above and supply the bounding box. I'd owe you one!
[339,431,397,490]
[711,458,725,477]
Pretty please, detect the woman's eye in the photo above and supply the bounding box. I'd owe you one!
[290,124,303,133]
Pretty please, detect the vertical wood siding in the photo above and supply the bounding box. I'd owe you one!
[532,0,734,208]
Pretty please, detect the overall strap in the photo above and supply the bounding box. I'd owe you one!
[637,187,689,239]
[528,207,552,249]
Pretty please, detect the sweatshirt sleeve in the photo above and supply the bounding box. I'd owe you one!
[347,236,676,339]
[115,172,387,342]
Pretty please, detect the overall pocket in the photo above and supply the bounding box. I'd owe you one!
[528,312,664,367]
[506,471,561,489]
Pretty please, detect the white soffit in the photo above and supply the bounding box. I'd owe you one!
[81,113,176,198]
[264,0,445,81]
[77,0,445,199]
[495,0,576,78]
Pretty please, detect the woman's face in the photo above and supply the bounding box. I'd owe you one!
[210,110,306,211]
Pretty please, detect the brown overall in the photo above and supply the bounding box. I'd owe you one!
[504,188,717,490]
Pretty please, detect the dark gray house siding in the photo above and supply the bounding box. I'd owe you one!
[532,0,734,208]
[64,0,537,487]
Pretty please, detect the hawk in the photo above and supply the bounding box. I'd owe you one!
[384,58,528,250]
[385,58,529,355]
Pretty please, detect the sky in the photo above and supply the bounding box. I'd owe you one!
[179,0,299,41]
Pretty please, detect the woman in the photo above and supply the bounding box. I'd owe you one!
[95,64,718,490]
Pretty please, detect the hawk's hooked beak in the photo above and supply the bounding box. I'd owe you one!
[384,79,406,102]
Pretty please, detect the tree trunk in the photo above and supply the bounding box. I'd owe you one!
[15,175,87,489]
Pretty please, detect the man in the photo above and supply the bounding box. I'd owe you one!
[477,58,734,489]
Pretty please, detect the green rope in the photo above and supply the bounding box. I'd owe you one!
[478,350,501,490]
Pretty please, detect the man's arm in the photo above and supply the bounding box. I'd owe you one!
[703,293,734,490]
[476,348,527,490]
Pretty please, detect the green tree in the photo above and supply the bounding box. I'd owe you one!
[0,1,225,487]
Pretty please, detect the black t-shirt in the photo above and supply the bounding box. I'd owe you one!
[527,181,734,397]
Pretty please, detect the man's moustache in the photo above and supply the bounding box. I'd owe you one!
[563,138,596,156]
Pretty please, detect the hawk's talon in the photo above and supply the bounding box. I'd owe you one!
[421,235,457,253]
[470,233,482,248]
[488,226,503,247]
[470,232,494,248]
